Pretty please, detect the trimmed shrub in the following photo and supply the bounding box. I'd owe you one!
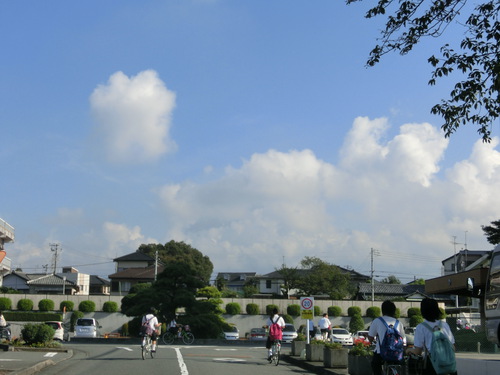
[265,304,279,316]
[366,306,381,319]
[246,303,259,315]
[287,304,301,316]
[21,323,55,345]
[103,301,118,313]
[282,314,293,324]
[395,308,401,318]
[60,300,74,312]
[328,306,342,317]
[121,322,129,337]
[4,312,62,322]
[70,311,84,332]
[0,297,12,310]
[407,307,421,318]
[313,306,321,316]
[78,300,96,313]
[349,313,365,333]
[348,306,362,317]
[225,302,241,315]
[38,299,55,312]
[17,298,33,311]
[409,314,424,327]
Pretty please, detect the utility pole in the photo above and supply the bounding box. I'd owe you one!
[371,248,380,303]
[50,243,60,274]
[154,250,158,281]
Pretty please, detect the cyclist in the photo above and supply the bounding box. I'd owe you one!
[264,308,285,361]
[168,315,182,337]
[0,311,7,328]
[368,300,406,375]
[142,307,160,352]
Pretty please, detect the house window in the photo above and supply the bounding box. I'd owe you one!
[266,280,272,289]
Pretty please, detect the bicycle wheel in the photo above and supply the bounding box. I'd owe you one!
[182,332,194,345]
[142,343,147,360]
[150,344,155,359]
[272,343,280,366]
[162,332,175,345]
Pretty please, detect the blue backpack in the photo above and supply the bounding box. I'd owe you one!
[378,318,404,362]
[422,321,456,375]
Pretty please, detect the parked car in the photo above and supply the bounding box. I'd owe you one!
[248,328,267,341]
[223,325,239,340]
[330,328,353,346]
[354,330,370,343]
[44,321,69,341]
[281,323,298,343]
[74,318,101,338]
[0,324,11,341]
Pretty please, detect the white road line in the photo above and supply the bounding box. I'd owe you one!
[0,359,22,362]
[44,353,57,357]
[214,348,237,351]
[175,347,189,375]
[117,347,133,351]
[213,358,246,363]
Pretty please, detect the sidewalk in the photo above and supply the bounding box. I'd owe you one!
[0,346,72,375]
[281,350,500,375]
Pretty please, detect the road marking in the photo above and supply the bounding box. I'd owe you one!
[0,359,22,362]
[44,353,57,357]
[175,347,188,375]
[117,347,133,351]
[213,358,246,363]
[214,348,237,351]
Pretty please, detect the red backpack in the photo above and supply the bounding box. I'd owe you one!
[269,317,282,340]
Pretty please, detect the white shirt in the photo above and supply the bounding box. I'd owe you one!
[318,317,331,329]
[414,319,455,352]
[266,314,286,328]
[142,313,158,330]
[368,316,405,353]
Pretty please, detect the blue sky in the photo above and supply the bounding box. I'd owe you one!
[1,1,499,283]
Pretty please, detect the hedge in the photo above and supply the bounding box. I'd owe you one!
[313,306,321,316]
[4,312,63,322]
[38,299,55,312]
[366,306,381,319]
[78,300,96,313]
[348,306,362,317]
[287,304,301,316]
[265,304,279,316]
[328,306,342,317]
[246,303,259,315]
[225,302,241,315]
[21,323,55,345]
[0,297,12,310]
[103,301,118,313]
[17,299,34,311]
[60,300,74,312]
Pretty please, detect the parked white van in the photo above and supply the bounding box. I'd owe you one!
[74,318,101,338]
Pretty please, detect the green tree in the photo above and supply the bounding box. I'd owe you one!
[138,240,213,284]
[349,313,365,333]
[274,265,300,298]
[381,275,401,284]
[296,257,353,299]
[482,219,500,245]
[347,0,500,142]
[408,279,426,285]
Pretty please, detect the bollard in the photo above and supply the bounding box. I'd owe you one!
[477,341,481,353]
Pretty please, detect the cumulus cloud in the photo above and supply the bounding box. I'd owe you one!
[156,118,497,281]
[90,70,177,164]
[102,222,158,252]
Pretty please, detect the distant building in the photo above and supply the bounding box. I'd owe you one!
[442,249,490,275]
[215,272,257,294]
[108,251,163,295]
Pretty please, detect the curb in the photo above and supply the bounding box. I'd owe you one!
[11,359,55,375]
[282,355,348,375]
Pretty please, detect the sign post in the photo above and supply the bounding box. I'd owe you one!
[300,297,314,344]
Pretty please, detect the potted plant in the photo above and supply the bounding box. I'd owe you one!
[306,338,326,362]
[323,342,348,368]
[291,333,306,356]
[348,339,374,375]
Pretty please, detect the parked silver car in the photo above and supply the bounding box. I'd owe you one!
[74,318,101,338]
[281,323,298,343]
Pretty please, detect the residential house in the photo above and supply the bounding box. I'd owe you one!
[442,249,490,275]
[89,275,111,295]
[3,271,79,294]
[215,272,256,294]
[108,251,163,295]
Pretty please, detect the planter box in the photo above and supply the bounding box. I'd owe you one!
[291,341,306,356]
[323,347,348,368]
[348,355,373,375]
[306,343,325,362]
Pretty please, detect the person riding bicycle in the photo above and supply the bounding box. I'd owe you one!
[168,315,182,337]
[264,308,285,361]
[0,312,7,328]
[142,307,160,352]
[368,300,406,375]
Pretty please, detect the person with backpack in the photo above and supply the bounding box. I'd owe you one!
[407,298,457,375]
[264,308,285,361]
[368,300,406,375]
[141,307,161,352]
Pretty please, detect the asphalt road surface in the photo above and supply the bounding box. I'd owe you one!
[34,343,306,375]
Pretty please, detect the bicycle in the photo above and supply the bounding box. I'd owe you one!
[268,340,281,366]
[161,325,195,345]
[382,358,408,375]
[141,334,155,360]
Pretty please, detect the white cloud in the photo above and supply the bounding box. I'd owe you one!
[102,222,158,252]
[90,70,177,164]
[156,118,497,281]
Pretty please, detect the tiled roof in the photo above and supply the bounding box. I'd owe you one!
[26,274,76,286]
[358,283,425,295]
[90,275,110,286]
[108,265,164,280]
[113,251,155,262]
